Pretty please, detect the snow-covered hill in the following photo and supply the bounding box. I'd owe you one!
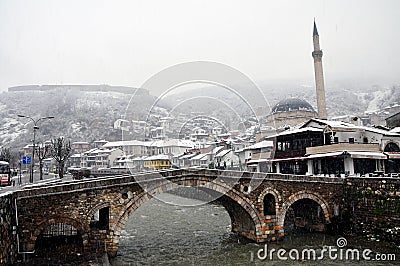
[0,83,399,152]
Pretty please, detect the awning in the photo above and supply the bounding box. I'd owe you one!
[349,152,386,159]
[246,159,270,164]
[306,151,386,160]
[385,152,400,159]
[306,151,345,159]
[270,157,307,162]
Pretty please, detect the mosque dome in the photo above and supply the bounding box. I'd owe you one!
[271,98,315,114]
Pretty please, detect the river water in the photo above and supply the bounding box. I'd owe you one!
[110,193,399,266]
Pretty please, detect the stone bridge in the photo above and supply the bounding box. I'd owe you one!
[14,169,344,258]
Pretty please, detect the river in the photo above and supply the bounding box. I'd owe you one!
[110,193,399,265]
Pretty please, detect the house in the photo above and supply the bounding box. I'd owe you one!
[211,127,224,136]
[263,118,400,176]
[214,149,238,170]
[71,142,91,154]
[93,140,108,149]
[80,148,124,169]
[303,118,400,175]
[190,153,210,168]
[147,139,195,156]
[174,152,198,168]
[102,140,148,157]
[69,154,83,168]
[150,127,165,139]
[95,148,124,169]
[127,156,147,172]
[190,127,208,142]
[235,140,274,172]
[143,154,172,170]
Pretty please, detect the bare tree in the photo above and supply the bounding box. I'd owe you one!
[50,137,71,179]
[0,147,11,162]
[36,143,49,180]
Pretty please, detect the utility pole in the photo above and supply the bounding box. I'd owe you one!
[17,115,54,183]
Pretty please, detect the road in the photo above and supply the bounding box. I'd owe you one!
[0,172,73,194]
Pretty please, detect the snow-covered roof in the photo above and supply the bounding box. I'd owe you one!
[84,148,100,154]
[129,156,148,161]
[190,153,208,160]
[304,118,400,137]
[390,127,400,133]
[179,153,198,160]
[266,127,323,139]
[357,125,400,136]
[245,140,273,150]
[102,140,147,148]
[215,149,231,158]
[144,154,170,161]
[148,139,195,148]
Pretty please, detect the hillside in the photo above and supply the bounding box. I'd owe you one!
[0,83,399,152]
[0,85,158,150]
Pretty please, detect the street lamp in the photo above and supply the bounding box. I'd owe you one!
[17,115,54,183]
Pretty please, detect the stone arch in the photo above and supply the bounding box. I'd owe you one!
[32,216,88,253]
[384,142,400,152]
[258,187,282,216]
[87,201,113,226]
[277,191,331,227]
[107,178,262,257]
[33,216,88,243]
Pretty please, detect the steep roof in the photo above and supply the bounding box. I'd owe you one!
[313,20,319,36]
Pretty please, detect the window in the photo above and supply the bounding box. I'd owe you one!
[334,137,339,143]
[90,207,110,230]
[263,194,276,215]
[41,223,78,237]
[349,138,355,144]
[384,142,400,152]
[363,137,368,144]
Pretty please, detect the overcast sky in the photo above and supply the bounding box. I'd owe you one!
[0,0,399,94]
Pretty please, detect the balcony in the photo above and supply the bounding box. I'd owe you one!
[306,143,380,155]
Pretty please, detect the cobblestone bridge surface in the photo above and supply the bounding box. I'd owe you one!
[0,168,399,263]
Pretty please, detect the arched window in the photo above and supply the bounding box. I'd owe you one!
[384,142,400,152]
[263,194,276,216]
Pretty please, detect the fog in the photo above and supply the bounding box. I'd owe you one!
[0,0,399,95]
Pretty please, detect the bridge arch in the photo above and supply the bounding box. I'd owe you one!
[277,190,331,228]
[33,217,88,255]
[107,178,262,257]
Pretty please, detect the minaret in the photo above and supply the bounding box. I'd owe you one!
[312,20,327,119]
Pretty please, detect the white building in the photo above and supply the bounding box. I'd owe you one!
[235,140,274,172]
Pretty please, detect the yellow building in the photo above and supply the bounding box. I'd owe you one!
[143,154,172,170]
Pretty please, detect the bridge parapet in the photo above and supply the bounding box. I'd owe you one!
[15,169,344,199]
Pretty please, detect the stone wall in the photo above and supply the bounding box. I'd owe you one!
[0,192,17,265]
[345,177,400,244]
